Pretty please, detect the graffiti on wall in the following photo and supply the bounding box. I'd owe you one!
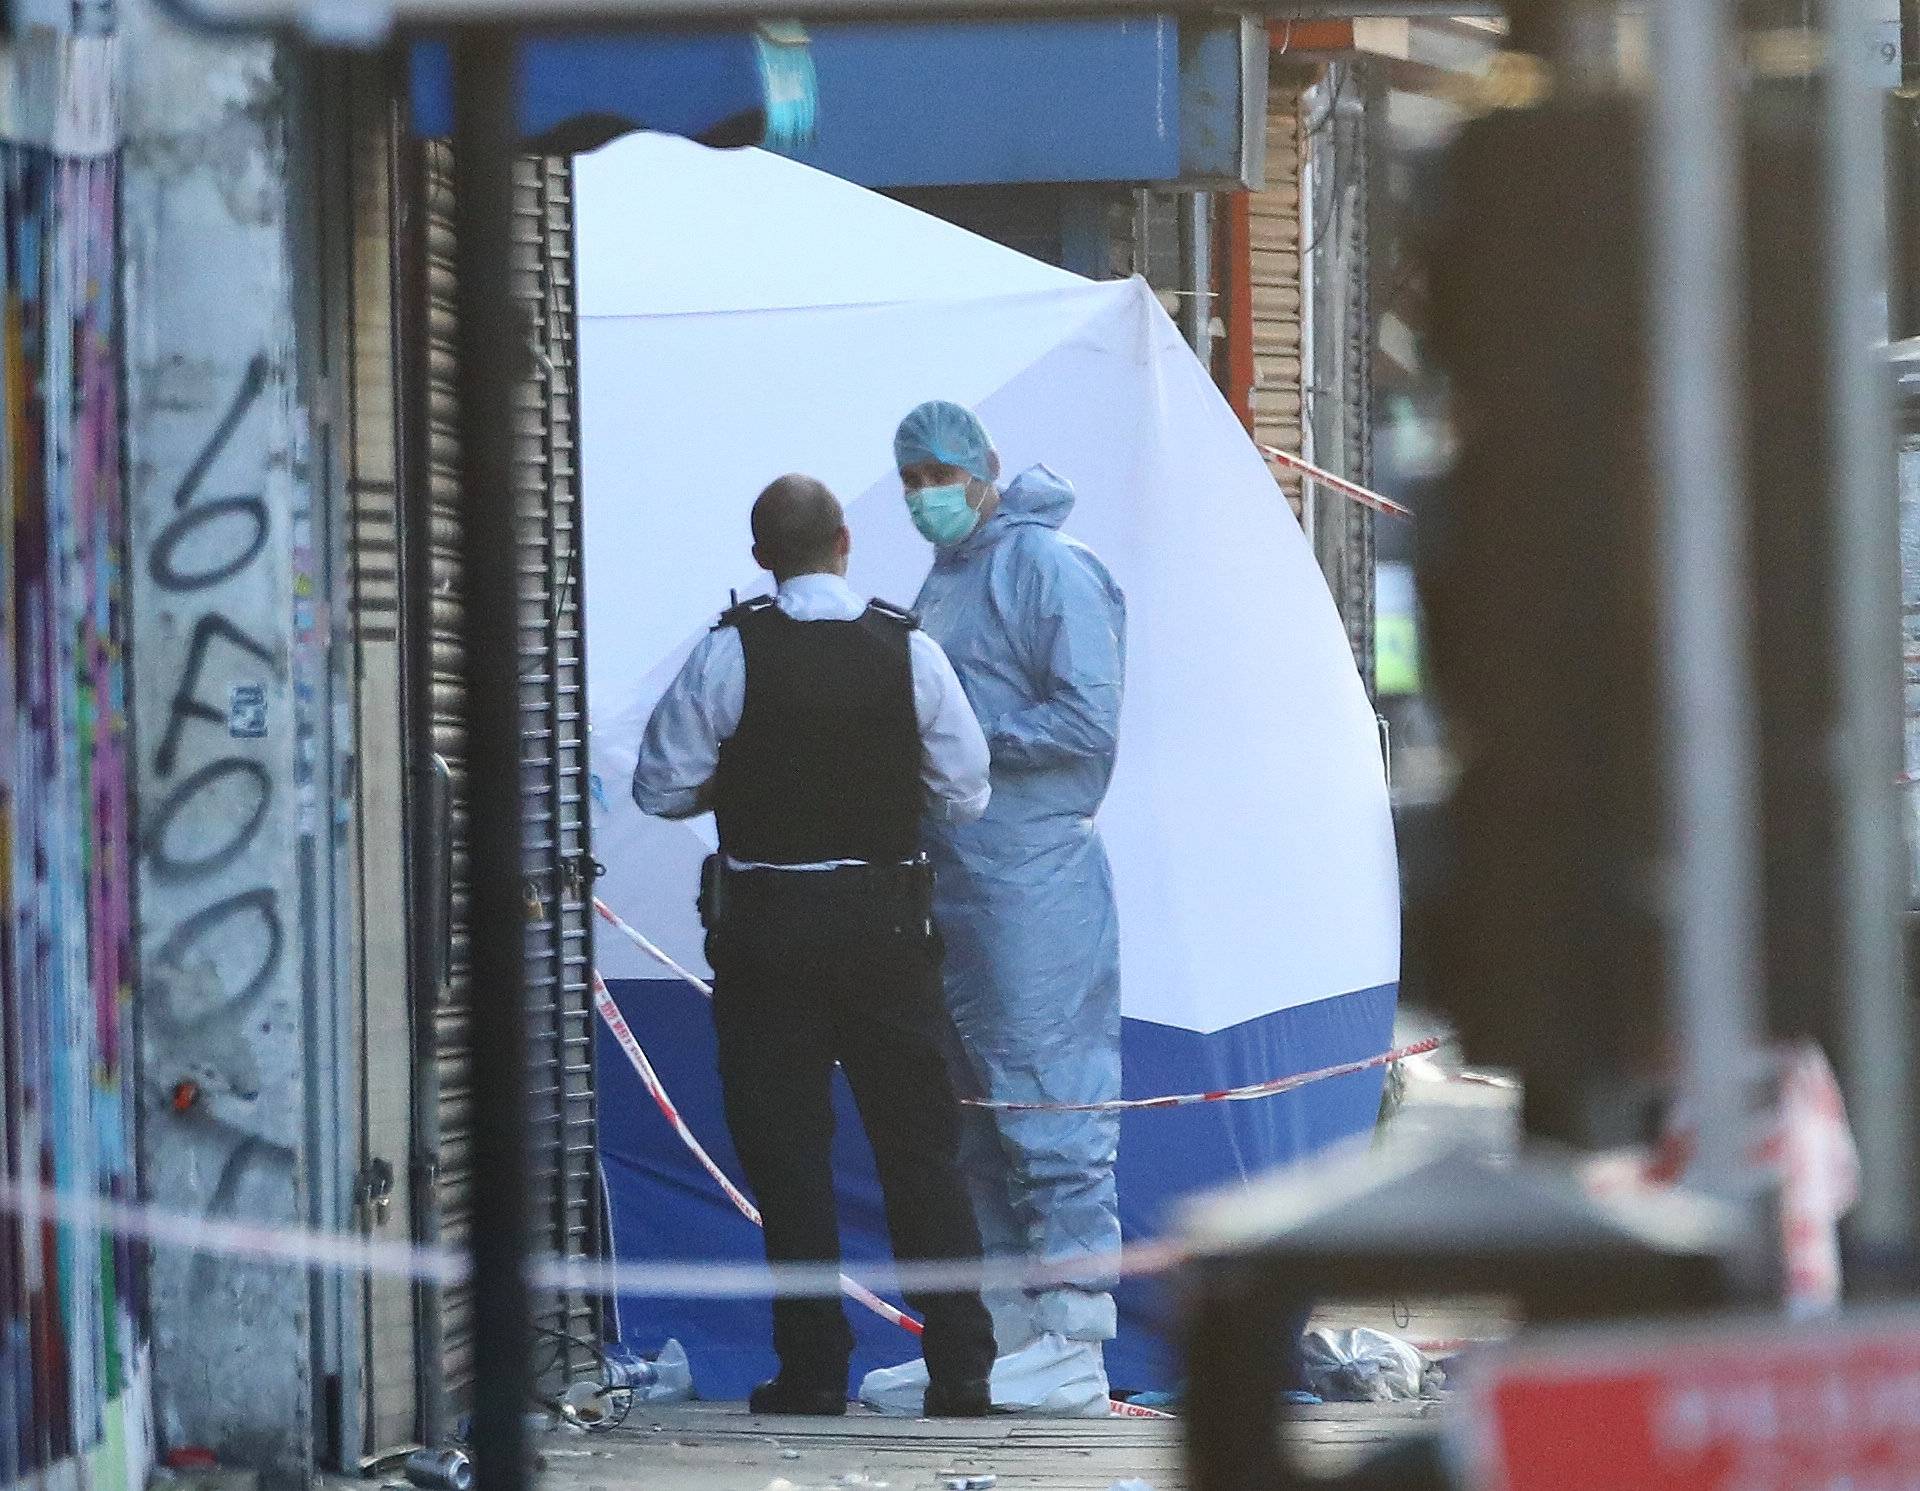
[136,347,301,1255]
[143,359,280,974]
[0,144,149,1490]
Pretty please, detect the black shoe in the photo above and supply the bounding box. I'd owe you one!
[749,1378,847,1416]
[923,1380,992,1418]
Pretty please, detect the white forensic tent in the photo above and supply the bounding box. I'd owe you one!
[578,132,1400,1394]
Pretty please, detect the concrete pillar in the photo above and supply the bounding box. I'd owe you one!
[121,5,338,1478]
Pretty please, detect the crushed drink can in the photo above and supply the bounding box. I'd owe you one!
[404,1448,473,1491]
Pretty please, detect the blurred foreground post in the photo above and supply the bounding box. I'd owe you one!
[451,34,534,1491]
[1644,0,1764,1201]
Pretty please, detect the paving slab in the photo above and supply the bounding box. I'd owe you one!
[530,1400,1439,1491]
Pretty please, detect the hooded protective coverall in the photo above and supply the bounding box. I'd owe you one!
[913,465,1127,1349]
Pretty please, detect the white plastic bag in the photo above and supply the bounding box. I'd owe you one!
[1298,1328,1440,1403]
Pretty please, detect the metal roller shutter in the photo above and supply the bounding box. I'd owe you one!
[340,92,420,1456]
[1250,78,1306,510]
[417,140,598,1413]
[511,153,600,1372]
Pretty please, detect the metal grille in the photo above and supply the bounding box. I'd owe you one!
[1336,73,1377,687]
[419,141,598,1410]
[1304,60,1377,686]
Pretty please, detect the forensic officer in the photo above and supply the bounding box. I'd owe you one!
[631,474,998,1418]
[861,402,1125,1418]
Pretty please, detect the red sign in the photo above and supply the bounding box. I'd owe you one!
[1456,1314,1920,1491]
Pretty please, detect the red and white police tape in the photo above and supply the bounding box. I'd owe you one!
[971,1038,1442,1114]
[1261,446,1415,523]
[595,897,713,997]
[590,966,1174,1418]
[1580,1041,1860,1316]
[594,894,1435,1114]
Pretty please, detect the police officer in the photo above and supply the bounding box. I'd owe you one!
[631,474,998,1418]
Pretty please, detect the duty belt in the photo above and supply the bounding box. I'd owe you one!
[698,853,932,931]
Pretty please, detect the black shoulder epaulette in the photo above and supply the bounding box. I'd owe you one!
[713,593,778,631]
[865,598,920,630]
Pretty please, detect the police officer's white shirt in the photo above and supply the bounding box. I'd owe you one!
[631,572,993,859]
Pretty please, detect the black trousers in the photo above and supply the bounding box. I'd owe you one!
[709,867,997,1393]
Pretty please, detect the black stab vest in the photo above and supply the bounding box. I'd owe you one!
[712,599,922,865]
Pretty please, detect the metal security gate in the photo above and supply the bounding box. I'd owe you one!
[414,139,598,1415]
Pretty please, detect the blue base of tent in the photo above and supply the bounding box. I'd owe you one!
[596,975,1396,1399]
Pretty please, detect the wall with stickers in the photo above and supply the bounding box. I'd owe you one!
[0,32,151,1491]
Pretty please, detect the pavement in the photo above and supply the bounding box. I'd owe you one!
[531,1401,1442,1491]
[522,1007,1511,1491]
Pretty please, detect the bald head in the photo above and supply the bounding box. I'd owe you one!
[751,474,850,581]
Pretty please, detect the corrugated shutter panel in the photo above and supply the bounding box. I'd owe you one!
[419,140,598,1412]
[1251,81,1305,510]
